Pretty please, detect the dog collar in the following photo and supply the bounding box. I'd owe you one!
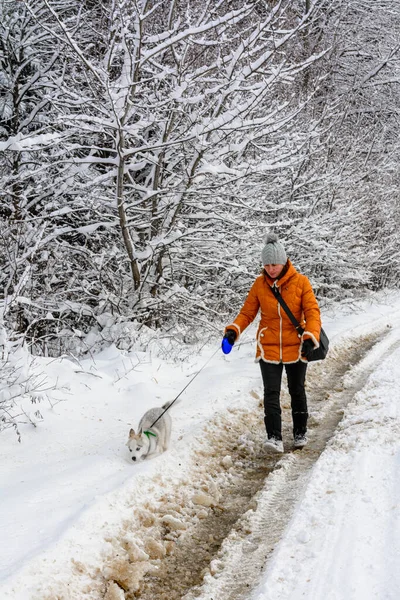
[143,430,157,439]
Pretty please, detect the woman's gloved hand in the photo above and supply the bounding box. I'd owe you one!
[221,329,237,354]
[301,338,315,359]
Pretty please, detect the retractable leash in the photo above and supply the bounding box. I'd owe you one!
[145,345,221,433]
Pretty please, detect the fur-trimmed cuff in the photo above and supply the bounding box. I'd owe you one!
[302,330,319,349]
[225,323,241,340]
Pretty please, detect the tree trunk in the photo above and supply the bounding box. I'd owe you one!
[116,130,141,289]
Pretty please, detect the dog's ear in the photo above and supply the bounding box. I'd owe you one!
[129,428,136,437]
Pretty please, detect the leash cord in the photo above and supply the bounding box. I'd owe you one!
[148,346,221,429]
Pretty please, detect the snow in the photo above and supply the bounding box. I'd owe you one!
[0,132,65,151]
[2,290,400,599]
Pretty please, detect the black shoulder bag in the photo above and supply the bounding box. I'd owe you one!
[270,285,329,362]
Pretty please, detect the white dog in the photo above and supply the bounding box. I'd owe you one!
[127,402,172,462]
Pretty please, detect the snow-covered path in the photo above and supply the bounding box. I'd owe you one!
[252,336,400,600]
[1,291,400,600]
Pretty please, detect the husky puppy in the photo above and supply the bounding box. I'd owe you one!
[127,402,172,462]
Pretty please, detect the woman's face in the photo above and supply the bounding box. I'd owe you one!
[264,264,285,279]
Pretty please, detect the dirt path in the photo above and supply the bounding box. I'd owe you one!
[102,330,395,600]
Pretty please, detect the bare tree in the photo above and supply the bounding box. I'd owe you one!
[15,0,332,327]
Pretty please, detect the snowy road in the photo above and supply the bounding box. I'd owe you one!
[1,291,400,600]
[188,330,400,600]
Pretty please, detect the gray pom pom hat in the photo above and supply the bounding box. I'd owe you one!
[261,233,287,265]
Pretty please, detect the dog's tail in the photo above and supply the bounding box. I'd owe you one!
[161,399,179,411]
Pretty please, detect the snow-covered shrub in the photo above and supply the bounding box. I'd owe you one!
[0,324,52,441]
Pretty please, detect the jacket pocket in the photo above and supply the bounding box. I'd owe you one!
[257,326,268,343]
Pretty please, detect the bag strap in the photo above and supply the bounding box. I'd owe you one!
[270,284,305,336]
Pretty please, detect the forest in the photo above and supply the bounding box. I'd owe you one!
[1,0,400,359]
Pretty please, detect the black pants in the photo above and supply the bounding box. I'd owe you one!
[259,360,308,440]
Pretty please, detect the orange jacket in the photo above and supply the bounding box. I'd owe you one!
[225,260,321,364]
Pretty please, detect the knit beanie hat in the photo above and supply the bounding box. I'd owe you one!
[261,233,287,265]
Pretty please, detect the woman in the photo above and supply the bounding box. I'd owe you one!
[223,233,321,453]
